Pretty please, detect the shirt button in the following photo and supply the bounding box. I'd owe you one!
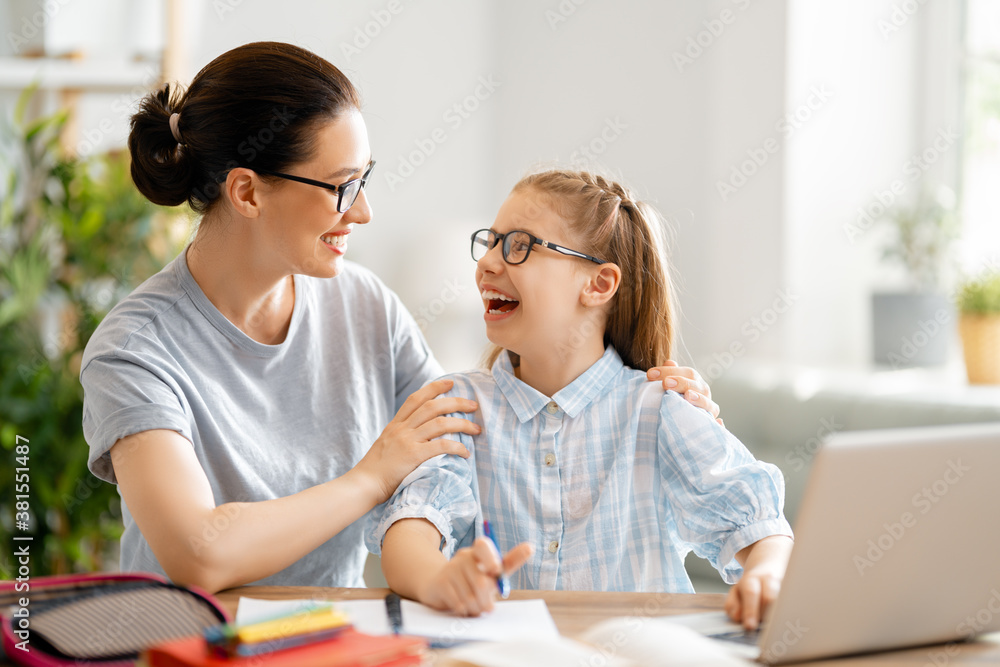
[548,540,559,554]
[546,402,559,414]
[544,453,556,467]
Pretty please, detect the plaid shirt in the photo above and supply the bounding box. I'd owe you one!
[366,346,792,593]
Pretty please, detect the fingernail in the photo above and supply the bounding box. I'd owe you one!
[687,391,700,400]
[665,378,677,388]
[648,369,661,379]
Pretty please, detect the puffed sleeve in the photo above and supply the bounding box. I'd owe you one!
[365,380,481,558]
[657,393,792,583]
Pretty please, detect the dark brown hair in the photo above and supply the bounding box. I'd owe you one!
[128,41,361,213]
[484,169,676,371]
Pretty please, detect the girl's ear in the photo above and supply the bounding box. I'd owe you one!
[224,168,261,218]
[581,263,622,308]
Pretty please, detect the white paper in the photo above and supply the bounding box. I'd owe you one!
[236,596,559,643]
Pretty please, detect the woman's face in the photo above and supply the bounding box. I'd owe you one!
[260,109,373,279]
[475,189,597,357]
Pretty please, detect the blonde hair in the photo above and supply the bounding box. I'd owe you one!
[483,169,676,371]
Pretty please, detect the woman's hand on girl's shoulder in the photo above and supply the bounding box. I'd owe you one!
[646,360,723,426]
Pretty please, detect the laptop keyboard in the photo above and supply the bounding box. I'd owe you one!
[710,628,761,646]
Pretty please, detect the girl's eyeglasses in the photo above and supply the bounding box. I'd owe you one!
[471,228,607,265]
[254,161,376,213]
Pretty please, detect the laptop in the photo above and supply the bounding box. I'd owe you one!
[668,421,1000,664]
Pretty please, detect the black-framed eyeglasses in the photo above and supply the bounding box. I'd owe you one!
[470,228,607,265]
[254,161,376,213]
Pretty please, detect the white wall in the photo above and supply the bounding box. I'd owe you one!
[2,0,961,375]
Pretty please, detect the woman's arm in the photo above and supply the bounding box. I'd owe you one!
[111,379,477,593]
[381,518,533,616]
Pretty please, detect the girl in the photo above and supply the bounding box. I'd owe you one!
[368,170,793,630]
[82,42,717,593]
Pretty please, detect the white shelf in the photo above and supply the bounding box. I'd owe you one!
[0,57,159,90]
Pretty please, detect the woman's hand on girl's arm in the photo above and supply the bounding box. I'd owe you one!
[724,535,794,630]
[381,519,533,616]
[110,379,479,594]
[353,378,479,504]
[646,359,722,425]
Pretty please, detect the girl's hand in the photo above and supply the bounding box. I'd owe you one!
[353,379,480,504]
[724,536,793,630]
[418,538,534,616]
[725,567,783,631]
[646,360,722,425]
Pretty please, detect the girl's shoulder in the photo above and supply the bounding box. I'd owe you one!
[435,368,494,399]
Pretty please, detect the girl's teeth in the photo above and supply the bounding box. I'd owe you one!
[322,234,347,247]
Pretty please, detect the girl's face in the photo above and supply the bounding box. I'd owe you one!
[260,109,373,278]
[475,189,600,357]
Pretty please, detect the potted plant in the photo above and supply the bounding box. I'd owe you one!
[0,88,187,577]
[956,270,1000,384]
[871,187,960,368]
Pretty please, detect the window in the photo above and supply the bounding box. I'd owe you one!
[960,0,1000,272]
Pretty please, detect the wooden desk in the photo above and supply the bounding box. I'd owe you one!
[215,586,1000,666]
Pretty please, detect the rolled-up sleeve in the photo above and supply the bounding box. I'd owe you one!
[657,394,793,584]
[365,429,480,558]
[81,354,192,485]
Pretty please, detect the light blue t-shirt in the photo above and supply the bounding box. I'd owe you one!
[81,249,442,587]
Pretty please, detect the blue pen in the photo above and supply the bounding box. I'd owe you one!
[483,520,510,599]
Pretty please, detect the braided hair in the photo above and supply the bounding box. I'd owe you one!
[483,169,675,371]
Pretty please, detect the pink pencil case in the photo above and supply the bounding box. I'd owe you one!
[0,572,230,666]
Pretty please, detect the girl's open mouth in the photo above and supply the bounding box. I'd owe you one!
[482,289,519,316]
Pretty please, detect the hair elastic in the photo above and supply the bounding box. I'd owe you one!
[168,112,183,144]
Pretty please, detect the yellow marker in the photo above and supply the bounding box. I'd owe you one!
[232,605,351,645]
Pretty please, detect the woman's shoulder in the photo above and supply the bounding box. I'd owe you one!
[82,257,189,362]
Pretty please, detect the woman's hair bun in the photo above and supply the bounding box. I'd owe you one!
[128,83,194,207]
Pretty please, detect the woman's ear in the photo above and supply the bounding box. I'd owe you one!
[223,168,261,218]
[581,263,621,308]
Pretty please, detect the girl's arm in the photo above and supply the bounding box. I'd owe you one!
[381,518,533,616]
[725,535,795,630]
[111,379,477,594]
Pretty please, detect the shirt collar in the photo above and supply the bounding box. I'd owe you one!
[491,346,626,422]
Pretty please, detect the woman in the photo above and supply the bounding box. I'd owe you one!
[81,42,719,594]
